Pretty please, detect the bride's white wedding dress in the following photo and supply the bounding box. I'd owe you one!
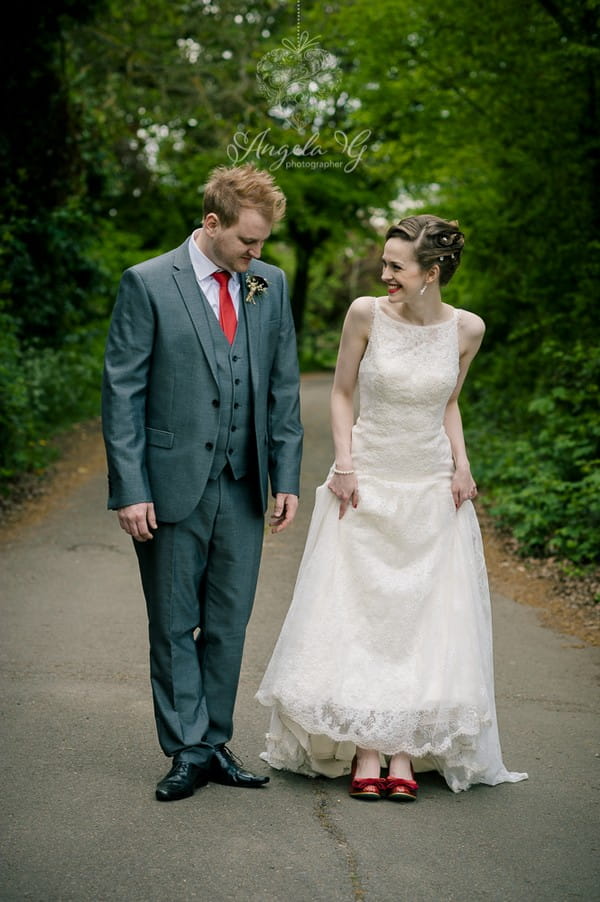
[256,300,527,792]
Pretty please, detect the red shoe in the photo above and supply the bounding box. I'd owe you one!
[386,767,418,802]
[349,777,388,801]
[349,756,387,801]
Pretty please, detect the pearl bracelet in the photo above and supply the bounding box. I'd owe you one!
[333,467,355,475]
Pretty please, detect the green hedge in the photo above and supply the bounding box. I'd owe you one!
[0,313,107,486]
[465,340,600,568]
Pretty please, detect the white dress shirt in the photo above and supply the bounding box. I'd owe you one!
[188,229,241,319]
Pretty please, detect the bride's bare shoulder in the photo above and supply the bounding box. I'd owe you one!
[457,308,485,339]
[347,295,377,324]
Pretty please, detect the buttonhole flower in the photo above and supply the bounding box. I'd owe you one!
[245,274,269,304]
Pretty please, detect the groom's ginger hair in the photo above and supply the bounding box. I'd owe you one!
[203,163,286,227]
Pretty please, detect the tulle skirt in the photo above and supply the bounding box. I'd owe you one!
[256,471,527,792]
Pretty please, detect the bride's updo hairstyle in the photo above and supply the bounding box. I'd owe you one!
[385,215,465,286]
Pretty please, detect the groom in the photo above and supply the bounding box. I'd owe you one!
[102,163,303,801]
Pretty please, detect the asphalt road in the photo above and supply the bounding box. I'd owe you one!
[1,373,599,902]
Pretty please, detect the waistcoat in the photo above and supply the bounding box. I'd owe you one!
[205,301,254,480]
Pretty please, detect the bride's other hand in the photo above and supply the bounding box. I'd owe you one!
[451,466,477,510]
[327,473,360,519]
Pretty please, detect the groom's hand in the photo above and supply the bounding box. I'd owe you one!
[117,502,157,542]
[269,493,298,534]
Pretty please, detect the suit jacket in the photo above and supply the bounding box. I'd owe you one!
[101,240,303,522]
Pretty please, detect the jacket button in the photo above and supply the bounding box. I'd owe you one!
[234,378,241,385]
[205,442,214,450]
[232,355,239,362]
[231,425,237,432]
[212,399,220,407]
[234,403,240,409]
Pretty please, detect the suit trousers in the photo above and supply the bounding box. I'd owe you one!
[134,469,265,766]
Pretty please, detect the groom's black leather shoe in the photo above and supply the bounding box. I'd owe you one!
[210,745,270,788]
[155,760,208,802]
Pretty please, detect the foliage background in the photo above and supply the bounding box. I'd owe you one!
[0,0,598,572]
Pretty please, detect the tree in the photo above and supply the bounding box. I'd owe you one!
[0,0,110,343]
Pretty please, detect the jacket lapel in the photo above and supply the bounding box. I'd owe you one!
[172,243,219,384]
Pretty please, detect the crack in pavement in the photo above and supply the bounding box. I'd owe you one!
[312,780,368,901]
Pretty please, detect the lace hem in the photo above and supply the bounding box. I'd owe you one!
[258,695,491,759]
[260,705,528,791]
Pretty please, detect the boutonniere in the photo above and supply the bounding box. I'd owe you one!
[245,274,269,304]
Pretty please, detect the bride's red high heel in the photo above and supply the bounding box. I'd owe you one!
[386,765,418,802]
[349,756,387,801]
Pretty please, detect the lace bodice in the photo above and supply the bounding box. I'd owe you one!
[352,301,460,479]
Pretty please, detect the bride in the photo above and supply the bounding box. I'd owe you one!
[256,215,527,801]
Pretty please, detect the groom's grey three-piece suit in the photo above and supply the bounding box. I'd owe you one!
[101,240,303,767]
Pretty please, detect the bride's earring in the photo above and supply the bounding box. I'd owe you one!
[419,283,428,296]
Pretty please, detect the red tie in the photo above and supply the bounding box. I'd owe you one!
[212,271,237,344]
